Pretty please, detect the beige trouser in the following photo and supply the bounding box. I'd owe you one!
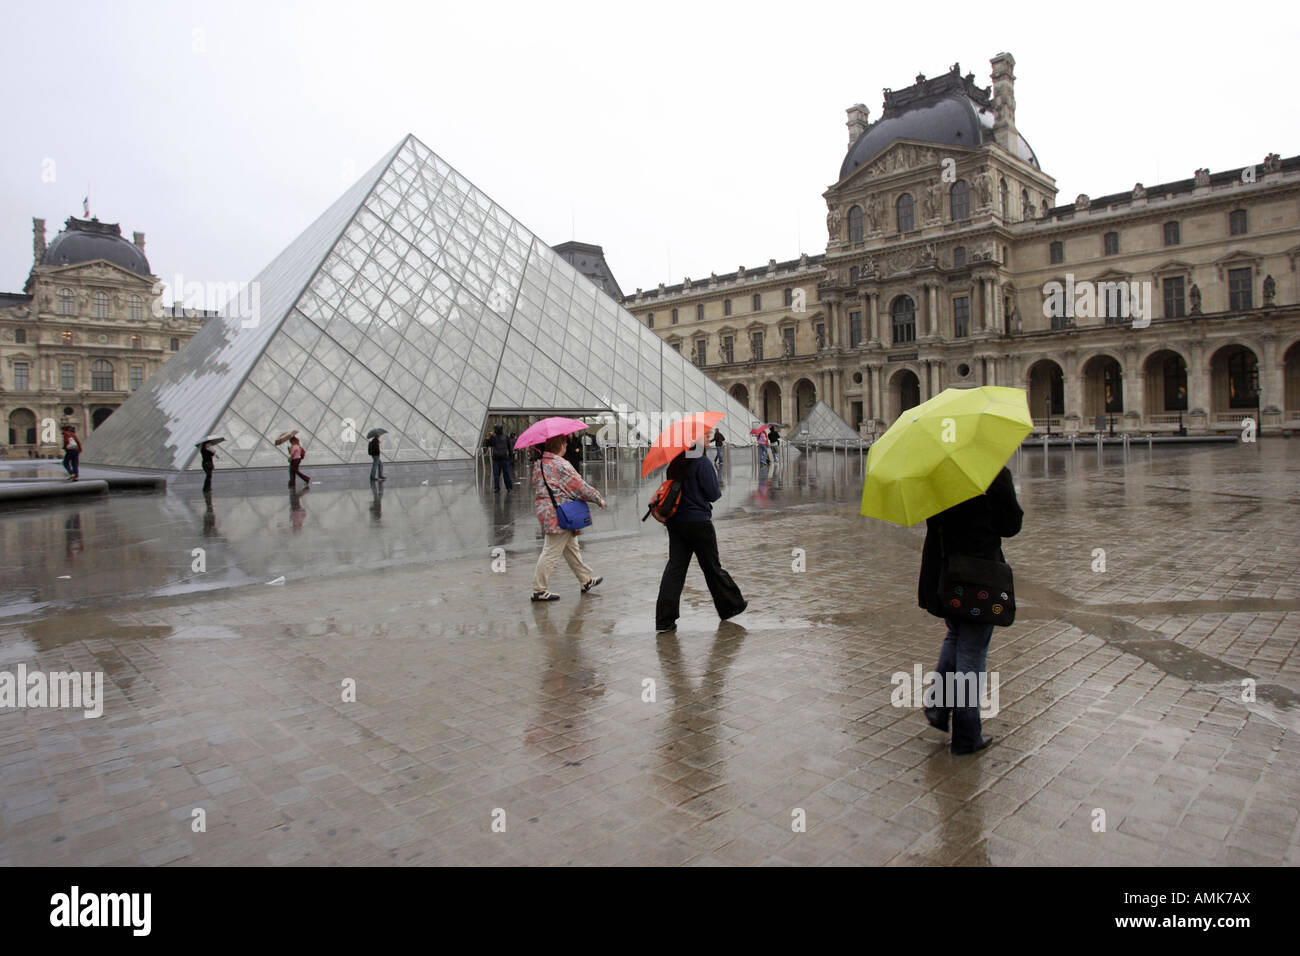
[532,530,594,593]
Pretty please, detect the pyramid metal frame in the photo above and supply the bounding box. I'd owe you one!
[84,134,753,472]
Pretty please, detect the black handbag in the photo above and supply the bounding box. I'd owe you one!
[937,526,1016,626]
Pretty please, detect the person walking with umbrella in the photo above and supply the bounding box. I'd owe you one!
[485,424,513,492]
[197,436,223,492]
[767,423,781,464]
[278,432,311,488]
[520,417,605,602]
[646,415,747,633]
[753,424,770,467]
[367,428,387,482]
[861,386,1028,755]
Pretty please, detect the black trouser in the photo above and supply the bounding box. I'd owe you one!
[203,465,213,492]
[655,519,745,628]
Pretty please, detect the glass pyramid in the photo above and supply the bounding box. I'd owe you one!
[792,401,862,442]
[84,134,753,471]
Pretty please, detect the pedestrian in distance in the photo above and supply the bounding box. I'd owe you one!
[287,435,311,488]
[485,424,514,492]
[368,432,386,481]
[917,465,1022,755]
[756,427,769,467]
[654,440,746,633]
[200,440,218,492]
[768,424,781,463]
[712,427,726,466]
[62,426,81,481]
[530,434,605,602]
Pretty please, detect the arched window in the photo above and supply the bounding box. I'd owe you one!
[130,334,142,350]
[891,296,916,345]
[953,246,966,269]
[999,179,1008,218]
[14,328,26,344]
[129,294,143,321]
[950,181,970,221]
[1020,188,1030,220]
[93,291,110,318]
[847,205,864,242]
[58,289,75,315]
[896,194,914,233]
[91,359,115,391]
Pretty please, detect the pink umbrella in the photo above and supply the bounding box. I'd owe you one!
[513,416,589,449]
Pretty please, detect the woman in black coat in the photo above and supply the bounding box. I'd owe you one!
[917,466,1022,754]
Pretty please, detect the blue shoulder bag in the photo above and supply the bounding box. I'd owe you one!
[540,466,592,531]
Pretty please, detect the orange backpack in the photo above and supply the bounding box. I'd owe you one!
[642,478,684,524]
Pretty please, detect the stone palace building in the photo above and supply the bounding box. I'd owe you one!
[1,216,210,457]
[625,54,1300,436]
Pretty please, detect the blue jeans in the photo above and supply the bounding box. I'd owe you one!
[492,457,513,491]
[370,454,384,480]
[759,447,769,466]
[933,616,994,750]
[714,446,724,465]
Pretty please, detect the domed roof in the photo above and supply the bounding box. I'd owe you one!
[42,217,151,276]
[839,72,1039,181]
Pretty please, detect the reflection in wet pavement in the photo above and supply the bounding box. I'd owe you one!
[2,440,1298,865]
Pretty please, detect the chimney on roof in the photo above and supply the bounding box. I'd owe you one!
[133,231,145,252]
[846,103,870,146]
[990,53,1017,151]
[32,218,46,265]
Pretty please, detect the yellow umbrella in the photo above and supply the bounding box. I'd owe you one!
[860,386,1031,527]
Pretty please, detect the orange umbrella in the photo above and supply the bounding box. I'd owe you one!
[641,411,724,477]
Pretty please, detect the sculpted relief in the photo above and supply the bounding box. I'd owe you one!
[863,144,941,179]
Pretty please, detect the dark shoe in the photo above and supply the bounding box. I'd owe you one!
[720,600,747,621]
[952,735,995,755]
[531,591,560,602]
[655,623,676,633]
[924,707,950,733]
[582,576,602,593]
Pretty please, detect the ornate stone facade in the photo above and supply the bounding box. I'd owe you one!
[0,216,210,457]
[627,54,1300,436]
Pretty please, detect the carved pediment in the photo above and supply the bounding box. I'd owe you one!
[38,260,151,285]
[1152,259,1194,275]
[839,140,973,191]
[1213,249,1263,279]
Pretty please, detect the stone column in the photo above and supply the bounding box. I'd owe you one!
[872,364,884,423]
[826,298,840,348]
[1186,342,1209,419]
[781,379,795,427]
[1124,361,1145,428]
[867,292,880,345]
[927,284,940,338]
[982,278,994,331]
[1260,334,1283,414]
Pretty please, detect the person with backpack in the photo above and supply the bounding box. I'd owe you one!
[368,433,386,482]
[62,426,81,481]
[712,428,725,466]
[485,425,513,492]
[653,439,746,633]
[287,436,311,488]
[917,465,1022,755]
[530,433,605,601]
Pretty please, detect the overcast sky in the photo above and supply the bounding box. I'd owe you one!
[2,0,1296,307]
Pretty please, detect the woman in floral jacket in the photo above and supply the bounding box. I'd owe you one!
[531,433,605,601]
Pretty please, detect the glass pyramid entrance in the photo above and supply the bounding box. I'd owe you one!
[84,134,753,472]
[792,401,862,442]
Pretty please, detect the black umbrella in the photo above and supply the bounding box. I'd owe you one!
[366,428,388,439]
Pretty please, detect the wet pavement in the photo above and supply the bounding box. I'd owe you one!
[1,440,1298,865]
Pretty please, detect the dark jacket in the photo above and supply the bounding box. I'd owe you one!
[666,448,720,523]
[200,446,216,471]
[917,466,1022,618]
[367,437,381,456]
[487,432,510,460]
[713,430,725,446]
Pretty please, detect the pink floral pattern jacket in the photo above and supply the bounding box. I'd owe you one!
[532,452,604,534]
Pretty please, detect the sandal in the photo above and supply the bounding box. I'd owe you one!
[581,576,602,593]
[531,590,560,602]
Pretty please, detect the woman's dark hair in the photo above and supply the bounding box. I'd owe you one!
[666,450,687,479]
[544,434,567,454]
